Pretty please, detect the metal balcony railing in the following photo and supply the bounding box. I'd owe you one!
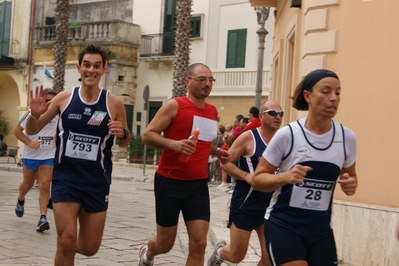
[140,33,175,57]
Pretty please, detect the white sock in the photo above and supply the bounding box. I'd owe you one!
[144,251,153,263]
[217,248,223,258]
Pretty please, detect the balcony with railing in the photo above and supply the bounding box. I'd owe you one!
[34,20,140,46]
[139,33,175,68]
[32,20,140,66]
[140,33,175,57]
[0,38,16,68]
[211,70,271,97]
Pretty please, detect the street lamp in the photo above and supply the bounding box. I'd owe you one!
[254,7,270,108]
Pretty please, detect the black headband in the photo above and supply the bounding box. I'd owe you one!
[303,69,339,91]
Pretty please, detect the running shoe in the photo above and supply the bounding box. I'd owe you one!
[218,182,228,188]
[137,244,154,266]
[36,216,50,232]
[207,239,226,266]
[15,200,25,217]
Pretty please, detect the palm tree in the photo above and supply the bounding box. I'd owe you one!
[53,0,70,92]
[172,0,192,98]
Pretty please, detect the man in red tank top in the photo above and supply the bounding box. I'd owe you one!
[138,63,229,266]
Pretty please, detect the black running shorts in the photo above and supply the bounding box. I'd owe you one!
[264,219,338,266]
[154,173,210,227]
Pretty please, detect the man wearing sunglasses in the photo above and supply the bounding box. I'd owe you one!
[261,109,284,118]
[14,89,58,232]
[208,101,283,266]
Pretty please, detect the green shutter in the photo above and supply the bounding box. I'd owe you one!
[236,30,247,67]
[163,0,176,55]
[0,1,12,56]
[226,29,247,68]
[190,16,201,38]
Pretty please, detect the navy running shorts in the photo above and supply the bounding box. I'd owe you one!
[154,173,210,227]
[264,219,338,266]
[51,179,110,213]
[227,209,265,231]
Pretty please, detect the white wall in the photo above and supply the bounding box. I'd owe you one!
[207,0,274,71]
[9,0,32,60]
[189,1,210,64]
[133,0,163,34]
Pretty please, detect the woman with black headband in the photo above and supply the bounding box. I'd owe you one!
[252,69,358,266]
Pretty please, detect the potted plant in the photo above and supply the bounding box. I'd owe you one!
[0,110,10,136]
[128,135,144,163]
[127,135,161,164]
[68,21,82,39]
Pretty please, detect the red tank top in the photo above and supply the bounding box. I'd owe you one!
[156,96,217,180]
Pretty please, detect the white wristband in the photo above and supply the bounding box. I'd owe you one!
[29,114,40,121]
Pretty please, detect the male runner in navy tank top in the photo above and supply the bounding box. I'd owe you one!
[25,44,131,265]
[208,101,283,266]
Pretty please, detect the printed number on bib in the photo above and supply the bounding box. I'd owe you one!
[65,132,100,161]
[289,178,335,211]
[39,136,54,149]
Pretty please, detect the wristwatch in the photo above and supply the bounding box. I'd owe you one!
[118,128,129,140]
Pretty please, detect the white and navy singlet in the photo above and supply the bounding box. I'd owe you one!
[263,118,356,237]
[54,87,115,184]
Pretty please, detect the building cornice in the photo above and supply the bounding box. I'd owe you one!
[249,0,277,7]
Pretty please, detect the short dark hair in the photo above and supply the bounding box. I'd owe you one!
[78,44,108,66]
[241,117,249,124]
[185,63,210,77]
[235,114,244,122]
[248,106,259,117]
[47,89,58,96]
[218,125,226,134]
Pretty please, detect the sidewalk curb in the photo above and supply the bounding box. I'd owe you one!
[0,165,22,173]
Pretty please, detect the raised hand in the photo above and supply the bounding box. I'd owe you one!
[30,85,49,118]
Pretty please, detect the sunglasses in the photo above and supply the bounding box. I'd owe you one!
[262,109,284,118]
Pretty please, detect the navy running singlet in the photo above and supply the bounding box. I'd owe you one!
[230,128,273,213]
[53,87,114,184]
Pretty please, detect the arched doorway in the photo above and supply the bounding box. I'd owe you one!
[0,71,20,146]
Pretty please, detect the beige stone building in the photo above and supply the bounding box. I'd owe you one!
[1,0,274,150]
[0,0,139,161]
[250,0,399,265]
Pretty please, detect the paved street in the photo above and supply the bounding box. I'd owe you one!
[0,157,262,265]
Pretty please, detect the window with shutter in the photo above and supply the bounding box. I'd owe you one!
[190,15,202,39]
[0,1,12,57]
[226,29,247,68]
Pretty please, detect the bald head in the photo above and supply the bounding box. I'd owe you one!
[260,101,283,113]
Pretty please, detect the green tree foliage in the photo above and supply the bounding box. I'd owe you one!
[0,110,10,136]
